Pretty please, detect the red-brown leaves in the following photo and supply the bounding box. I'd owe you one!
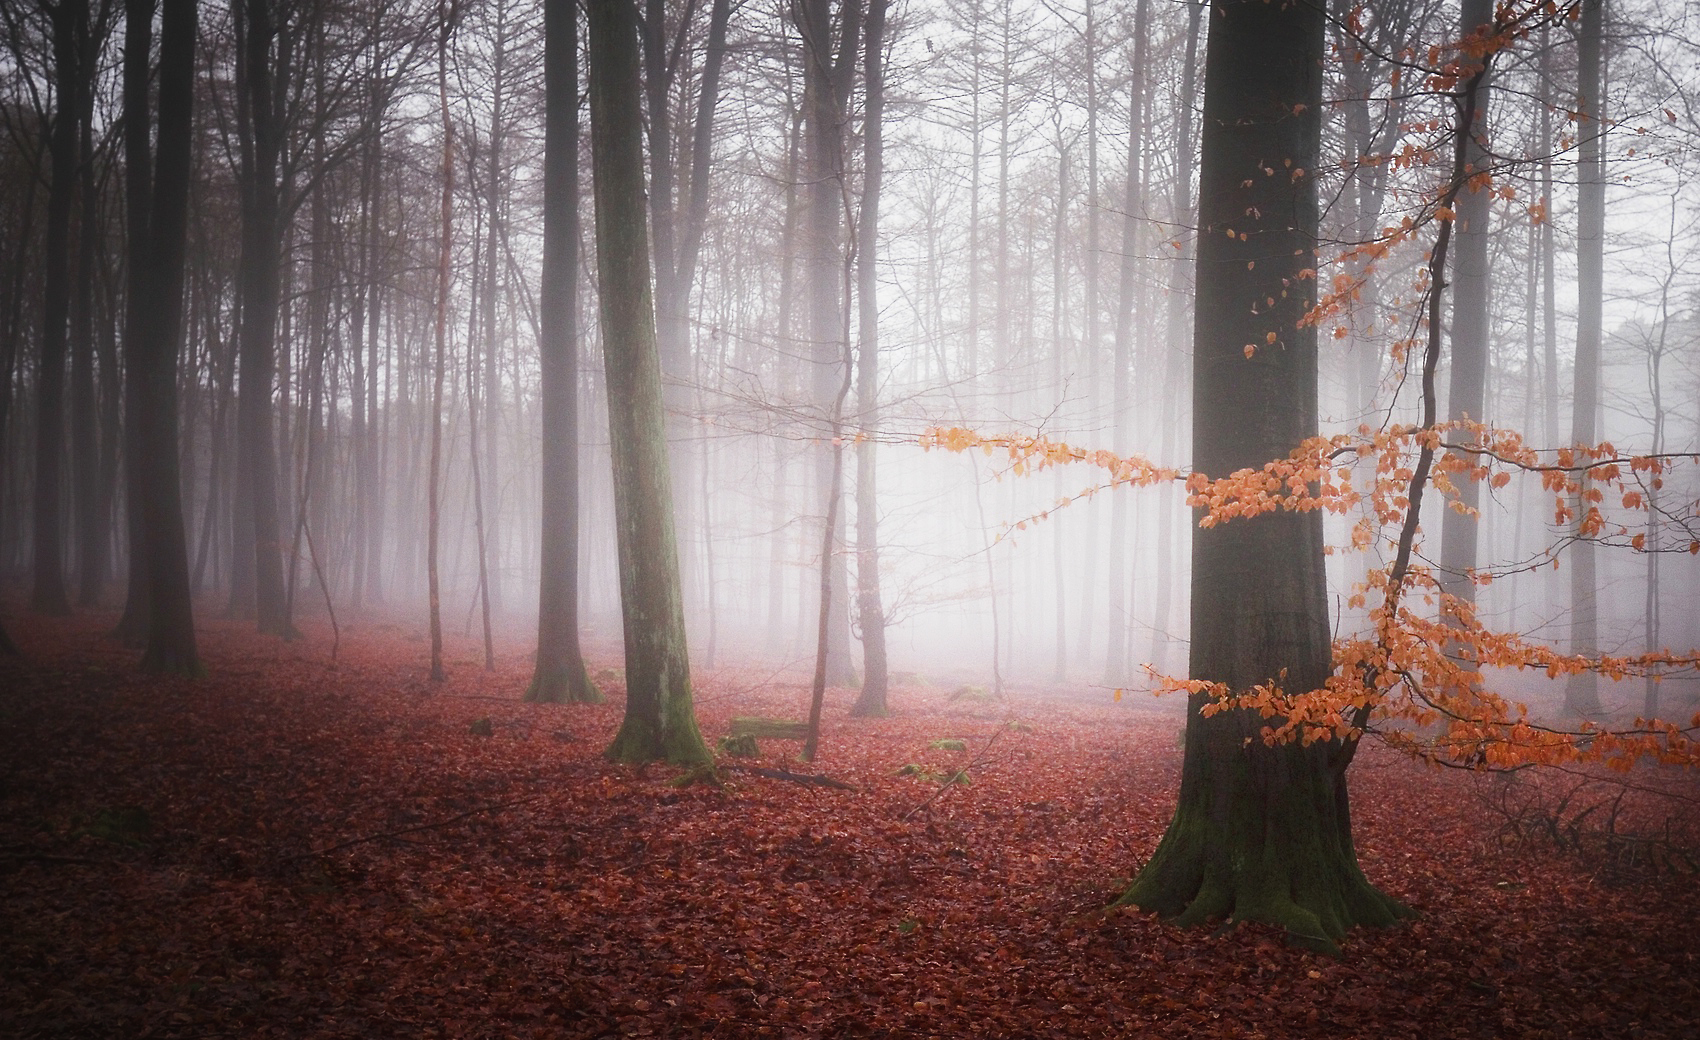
[1,615,1697,1037]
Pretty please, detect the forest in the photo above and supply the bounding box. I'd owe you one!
[2,0,1700,1035]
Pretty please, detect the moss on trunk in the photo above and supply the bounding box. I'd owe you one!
[524,667,602,705]
[1119,698,1409,953]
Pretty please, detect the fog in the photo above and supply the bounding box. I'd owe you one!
[2,0,1698,722]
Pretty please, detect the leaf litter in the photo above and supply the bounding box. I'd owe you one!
[1,613,1696,1038]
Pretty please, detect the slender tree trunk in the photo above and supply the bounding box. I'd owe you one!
[1075,0,1100,666]
[234,0,292,636]
[1567,0,1604,716]
[481,0,507,617]
[850,0,889,719]
[1104,0,1149,687]
[588,0,710,766]
[797,0,859,688]
[71,4,104,607]
[425,0,457,682]
[32,0,82,617]
[1051,135,1068,681]
[1438,0,1493,617]
[528,0,599,704]
[1154,0,1203,676]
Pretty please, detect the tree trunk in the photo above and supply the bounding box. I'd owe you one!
[588,0,710,766]
[234,0,292,637]
[1050,136,1068,681]
[1566,0,1604,716]
[425,0,456,683]
[71,3,104,607]
[1153,0,1203,676]
[117,0,203,669]
[1117,0,1408,952]
[797,0,859,688]
[527,0,600,704]
[1104,0,1149,687]
[1075,0,1099,667]
[1438,0,1493,615]
[850,0,889,719]
[132,0,202,674]
[32,0,81,617]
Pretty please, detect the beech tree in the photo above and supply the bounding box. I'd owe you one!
[1437,0,1494,616]
[1112,0,1409,949]
[588,0,710,766]
[526,0,599,705]
[849,0,889,719]
[1566,0,1605,716]
[123,0,201,674]
[29,0,80,617]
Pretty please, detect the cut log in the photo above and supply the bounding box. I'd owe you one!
[729,717,811,739]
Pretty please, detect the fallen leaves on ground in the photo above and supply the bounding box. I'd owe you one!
[1,614,1696,1039]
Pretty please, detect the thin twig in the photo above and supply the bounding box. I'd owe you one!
[902,722,1014,821]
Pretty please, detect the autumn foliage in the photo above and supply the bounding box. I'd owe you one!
[922,420,1700,773]
[3,615,1698,1037]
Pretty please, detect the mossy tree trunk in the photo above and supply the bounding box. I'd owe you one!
[527,0,599,705]
[1117,0,1408,953]
[587,0,709,767]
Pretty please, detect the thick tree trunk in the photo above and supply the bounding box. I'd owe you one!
[588,0,710,766]
[527,0,599,705]
[1118,0,1407,952]
[850,0,889,719]
[132,0,202,674]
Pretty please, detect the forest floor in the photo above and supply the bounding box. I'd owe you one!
[2,614,1698,1040]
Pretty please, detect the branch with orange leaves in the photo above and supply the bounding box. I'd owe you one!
[921,419,1700,773]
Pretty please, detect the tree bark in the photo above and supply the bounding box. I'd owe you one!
[71,0,104,607]
[1104,0,1149,687]
[850,0,889,719]
[32,0,81,617]
[1153,0,1203,676]
[132,0,202,674]
[234,0,292,636]
[425,0,456,683]
[588,0,710,766]
[527,0,600,705]
[1117,0,1407,952]
[1438,0,1493,615]
[1566,0,1605,716]
[797,0,859,688]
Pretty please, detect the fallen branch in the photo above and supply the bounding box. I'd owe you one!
[722,764,858,791]
[0,851,104,871]
[902,721,1014,821]
[286,795,542,861]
